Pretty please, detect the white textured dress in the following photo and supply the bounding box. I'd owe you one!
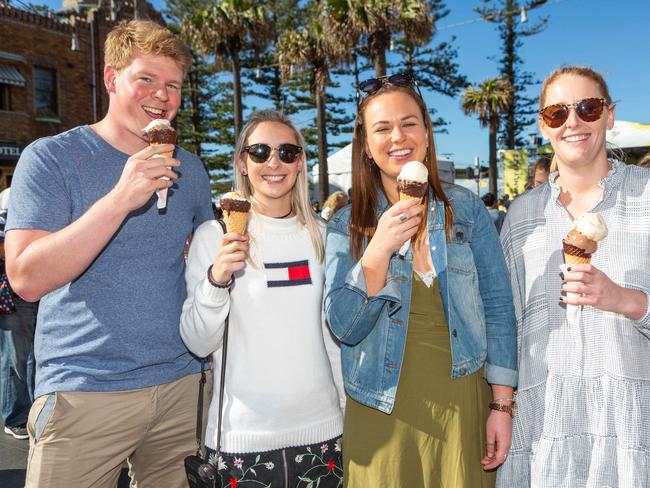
[497,161,650,487]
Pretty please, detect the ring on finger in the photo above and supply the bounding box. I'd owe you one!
[398,213,408,223]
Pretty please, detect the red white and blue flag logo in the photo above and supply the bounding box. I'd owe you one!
[264,260,312,288]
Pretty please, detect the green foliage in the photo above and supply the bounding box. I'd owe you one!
[476,0,549,148]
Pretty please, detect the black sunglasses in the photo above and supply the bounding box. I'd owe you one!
[539,97,610,128]
[242,143,302,164]
[356,72,423,105]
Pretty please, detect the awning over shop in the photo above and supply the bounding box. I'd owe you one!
[0,65,25,87]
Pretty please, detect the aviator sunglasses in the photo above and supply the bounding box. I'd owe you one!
[356,72,423,105]
[242,143,303,164]
[539,97,611,128]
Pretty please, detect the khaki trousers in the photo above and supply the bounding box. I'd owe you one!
[25,371,212,488]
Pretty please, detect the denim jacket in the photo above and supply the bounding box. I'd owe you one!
[324,184,517,414]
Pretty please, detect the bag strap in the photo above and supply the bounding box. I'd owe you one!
[194,218,230,458]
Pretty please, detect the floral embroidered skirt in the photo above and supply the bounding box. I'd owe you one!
[205,435,343,487]
[343,275,495,487]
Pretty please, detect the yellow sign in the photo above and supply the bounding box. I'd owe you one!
[503,149,529,197]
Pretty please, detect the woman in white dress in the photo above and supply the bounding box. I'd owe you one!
[497,66,650,487]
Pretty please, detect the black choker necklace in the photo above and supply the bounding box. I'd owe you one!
[275,208,293,219]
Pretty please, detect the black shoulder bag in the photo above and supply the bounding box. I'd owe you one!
[185,219,230,488]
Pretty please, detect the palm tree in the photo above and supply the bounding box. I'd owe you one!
[462,77,513,196]
[182,0,273,140]
[345,0,433,77]
[276,0,356,204]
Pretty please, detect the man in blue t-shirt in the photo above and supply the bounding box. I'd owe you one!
[5,20,213,487]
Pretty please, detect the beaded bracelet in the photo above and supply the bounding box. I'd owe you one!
[492,397,515,403]
[207,265,233,289]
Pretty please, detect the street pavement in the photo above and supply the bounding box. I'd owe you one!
[0,419,29,487]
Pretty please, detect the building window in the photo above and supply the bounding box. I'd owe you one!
[34,66,58,116]
[0,83,9,110]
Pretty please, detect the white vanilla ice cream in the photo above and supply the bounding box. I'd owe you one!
[142,118,172,132]
[398,160,429,183]
[573,212,608,242]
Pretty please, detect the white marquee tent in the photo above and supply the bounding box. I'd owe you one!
[606,120,650,149]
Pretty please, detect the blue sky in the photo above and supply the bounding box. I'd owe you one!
[34,0,650,168]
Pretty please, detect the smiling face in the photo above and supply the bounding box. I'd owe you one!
[105,51,183,152]
[362,90,428,194]
[236,121,303,214]
[539,73,614,171]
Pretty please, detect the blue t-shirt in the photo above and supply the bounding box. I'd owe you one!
[6,126,214,397]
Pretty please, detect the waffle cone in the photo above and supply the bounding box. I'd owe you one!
[563,253,591,265]
[562,241,593,265]
[223,210,249,234]
[399,192,423,202]
[150,142,174,159]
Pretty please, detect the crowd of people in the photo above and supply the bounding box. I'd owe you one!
[1,18,649,488]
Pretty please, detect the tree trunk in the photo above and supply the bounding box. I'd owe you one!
[489,117,498,196]
[231,48,243,142]
[187,64,202,159]
[502,0,517,148]
[316,86,329,204]
[369,30,389,78]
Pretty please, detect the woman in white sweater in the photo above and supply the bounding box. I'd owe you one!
[180,110,345,487]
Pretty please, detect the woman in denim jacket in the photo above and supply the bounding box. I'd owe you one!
[324,74,517,487]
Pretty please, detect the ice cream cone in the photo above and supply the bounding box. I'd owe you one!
[397,161,428,203]
[220,191,251,234]
[399,190,425,202]
[222,210,249,234]
[562,213,608,266]
[143,120,177,209]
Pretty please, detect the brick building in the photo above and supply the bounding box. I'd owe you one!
[0,0,162,191]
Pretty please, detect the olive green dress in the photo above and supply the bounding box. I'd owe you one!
[343,274,495,487]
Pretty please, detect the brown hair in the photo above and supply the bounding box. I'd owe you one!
[533,156,552,174]
[105,20,191,74]
[540,66,612,109]
[350,84,453,261]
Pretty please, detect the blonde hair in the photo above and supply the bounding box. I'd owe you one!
[540,66,612,109]
[233,110,324,262]
[322,191,347,214]
[105,20,191,74]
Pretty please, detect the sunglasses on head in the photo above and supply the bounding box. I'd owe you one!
[242,143,302,164]
[356,72,423,105]
[539,97,610,128]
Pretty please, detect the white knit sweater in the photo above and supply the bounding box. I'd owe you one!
[180,212,345,453]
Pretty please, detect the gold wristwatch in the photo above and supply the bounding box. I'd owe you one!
[488,401,516,418]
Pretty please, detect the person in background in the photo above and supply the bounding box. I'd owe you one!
[500,194,511,209]
[481,192,506,234]
[320,191,349,221]
[4,20,213,487]
[497,66,650,487]
[638,152,650,168]
[180,110,344,487]
[0,188,38,441]
[532,156,552,187]
[325,72,517,487]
